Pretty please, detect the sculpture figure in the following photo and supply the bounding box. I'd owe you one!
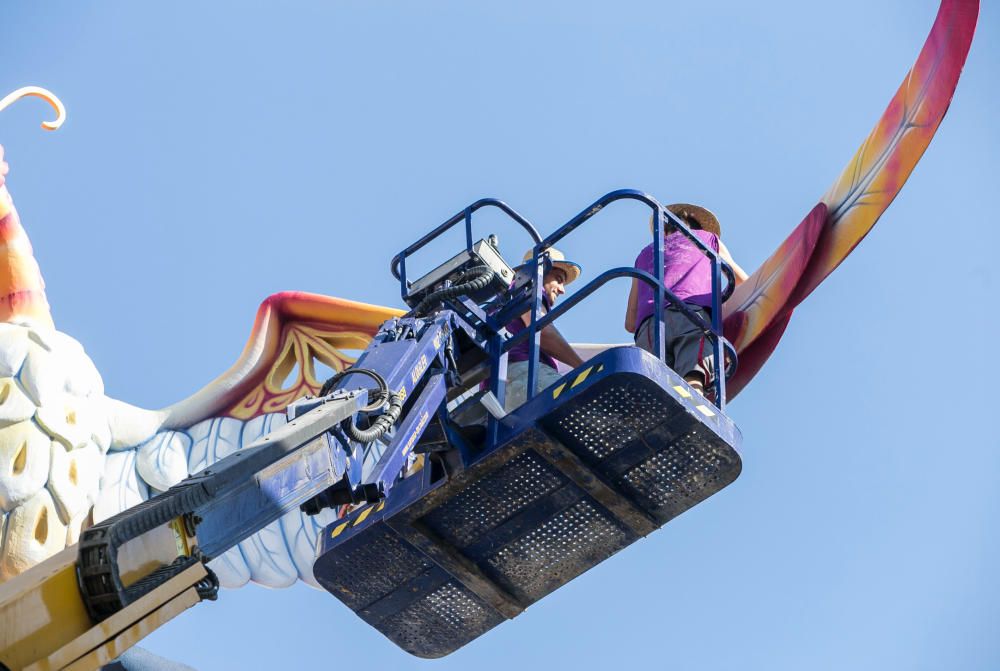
[0,0,980,595]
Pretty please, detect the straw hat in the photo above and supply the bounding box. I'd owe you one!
[665,203,722,237]
[521,247,582,285]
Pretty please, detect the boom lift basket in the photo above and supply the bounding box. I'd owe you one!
[314,346,741,657]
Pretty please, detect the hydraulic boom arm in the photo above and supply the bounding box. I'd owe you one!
[1,311,466,670]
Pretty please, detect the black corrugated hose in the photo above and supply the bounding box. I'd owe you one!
[342,389,405,444]
[410,265,502,317]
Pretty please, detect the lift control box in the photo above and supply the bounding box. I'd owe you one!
[403,238,514,309]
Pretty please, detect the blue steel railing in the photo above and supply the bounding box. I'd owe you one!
[506,189,737,410]
[390,199,542,302]
[390,189,738,412]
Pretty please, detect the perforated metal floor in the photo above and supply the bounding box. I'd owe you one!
[314,347,741,658]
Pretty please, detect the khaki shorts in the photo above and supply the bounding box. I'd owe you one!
[504,360,565,411]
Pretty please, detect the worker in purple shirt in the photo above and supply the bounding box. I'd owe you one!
[505,248,585,410]
[625,204,747,395]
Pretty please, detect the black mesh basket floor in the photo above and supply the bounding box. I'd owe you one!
[314,351,741,658]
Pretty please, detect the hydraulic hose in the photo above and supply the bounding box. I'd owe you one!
[320,366,404,442]
[320,368,389,411]
[410,265,503,317]
[342,389,405,444]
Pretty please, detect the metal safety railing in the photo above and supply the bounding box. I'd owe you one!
[390,189,738,416]
[499,189,737,410]
[390,199,542,302]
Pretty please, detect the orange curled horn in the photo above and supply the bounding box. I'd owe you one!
[0,86,66,130]
[0,86,66,329]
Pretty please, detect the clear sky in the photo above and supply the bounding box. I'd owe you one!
[2,1,998,669]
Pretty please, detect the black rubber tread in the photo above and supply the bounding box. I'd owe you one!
[77,477,215,621]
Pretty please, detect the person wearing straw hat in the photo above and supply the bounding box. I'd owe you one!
[625,203,747,395]
[504,247,585,411]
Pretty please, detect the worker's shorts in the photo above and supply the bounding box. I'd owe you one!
[505,360,564,411]
[634,305,715,384]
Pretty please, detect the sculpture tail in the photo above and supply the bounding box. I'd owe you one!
[0,184,53,329]
[0,86,66,329]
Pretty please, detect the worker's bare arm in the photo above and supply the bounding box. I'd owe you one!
[518,311,585,368]
[625,278,639,333]
[541,324,585,368]
[718,241,749,285]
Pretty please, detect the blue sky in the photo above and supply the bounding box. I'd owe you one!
[2,1,998,669]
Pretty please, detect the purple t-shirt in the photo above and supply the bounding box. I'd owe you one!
[506,294,558,369]
[634,229,719,327]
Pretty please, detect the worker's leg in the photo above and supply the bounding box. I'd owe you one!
[635,309,711,392]
[664,306,712,393]
[633,318,677,371]
[504,360,564,411]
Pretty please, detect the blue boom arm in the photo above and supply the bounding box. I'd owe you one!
[75,310,465,621]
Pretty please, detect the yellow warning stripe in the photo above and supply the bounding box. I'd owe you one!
[554,362,605,399]
[330,521,349,538]
[695,404,715,418]
[673,385,692,399]
[570,366,593,389]
[376,501,385,513]
[353,505,374,526]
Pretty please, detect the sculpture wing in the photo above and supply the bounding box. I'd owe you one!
[108,292,405,590]
[722,0,979,399]
[161,291,404,428]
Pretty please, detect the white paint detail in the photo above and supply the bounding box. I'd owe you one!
[105,397,165,451]
[281,507,338,588]
[19,342,65,408]
[187,417,243,475]
[0,377,35,426]
[64,507,91,546]
[92,449,148,523]
[0,420,52,511]
[242,412,287,446]
[208,546,252,589]
[91,410,113,454]
[47,442,102,523]
[238,519,299,588]
[0,313,342,593]
[26,328,55,353]
[0,488,66,579]
[136,430,192,491]
[35,394,94,450]
[48,330,104,397]
[0,324,30,378]
[0,323,127,580]
[237,413,299,587]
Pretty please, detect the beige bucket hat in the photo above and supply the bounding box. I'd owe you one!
[521,247,582,285]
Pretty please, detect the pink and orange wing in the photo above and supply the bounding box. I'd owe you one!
[162,292,404,428]
[726,312,793,400]
[793,0,979,305]
[224,292,405,420]
[724,0,978,400]
[723,204,826,354]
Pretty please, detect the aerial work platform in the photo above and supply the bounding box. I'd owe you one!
[1,189,743,669]
[314,346,741,658]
